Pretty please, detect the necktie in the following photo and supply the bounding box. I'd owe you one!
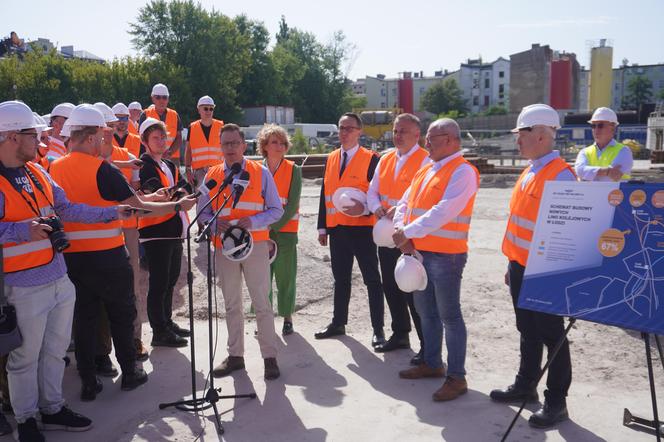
[339,151,348,178]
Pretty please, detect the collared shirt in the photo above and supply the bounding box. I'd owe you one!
[574,139,633,181]
[367,144,431,213]
[0,164,118,287]
[339,144,360,164]
[197,158,283,230]
[523,150,576,190]
[393,150,478,239]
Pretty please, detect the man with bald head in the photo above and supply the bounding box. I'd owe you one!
[491,104,577,428]
[392,118,479,402]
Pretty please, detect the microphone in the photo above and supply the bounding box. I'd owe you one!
[219,162,242,192]
[231,170,250,209]
[193,178,217,198]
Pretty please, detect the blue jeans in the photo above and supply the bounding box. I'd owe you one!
[413,252,468,378]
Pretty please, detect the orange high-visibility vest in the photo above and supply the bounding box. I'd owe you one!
[189,119,223,169]
[145,107,179,159]
[378,146,429,209]
[49,152,124,253]
[128,120,139,136]
[502,157,576,266]
[406,155,479,254]
[112,132,142,158]
[323,147,377,228]
[208,159,269,246]
[47,136,67,159]
[271,159,299,233]
[108,147,138,229]
[137,160,180,231]
[0,162,56,272]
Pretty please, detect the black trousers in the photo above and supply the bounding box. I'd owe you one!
[378,246,423,346]
[67,260,137,380]
[143,239,183,333]
[329,226,384,330]
[509,261,572,404]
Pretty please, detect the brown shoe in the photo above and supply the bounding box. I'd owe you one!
[212,356,245,378]
[432,376,468,401]
[399,363,445,379]
[135,339,149,362]
[264,358,280,380]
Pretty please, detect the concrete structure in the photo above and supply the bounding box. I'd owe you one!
[509,44,553,112]
[646,104,664,153]
[588,40,613,109]
[351,78,366,96]
[242,105,295,126]
[60,45,104,63]
[458,58,510,114]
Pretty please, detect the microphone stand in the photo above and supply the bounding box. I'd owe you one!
[159,183,256,435]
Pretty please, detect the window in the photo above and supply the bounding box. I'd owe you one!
[484,78,490,88]
[499,71,505,78]
[473,96,479,106]
[499,93,504,99]
[499,84,504,93]
[484,96,490,106]
[380,102,386,108]
[392,88,397,95]
[419,87,426,94]
[380,89,386,96]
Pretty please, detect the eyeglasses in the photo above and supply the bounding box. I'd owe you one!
[339,126,360,132]
[15,131,38,139]
[517,127,533,133]
[116,116,129,121]
[201,106,214,112]
[425,133,449,141]
[590,123,607,129]
[153,95,168,100]
[221,141,244,149]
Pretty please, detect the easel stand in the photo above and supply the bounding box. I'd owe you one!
[158,191,256,435]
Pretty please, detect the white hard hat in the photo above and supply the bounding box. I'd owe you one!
[197,95,215,107]
[139,117,162,137]
[221,226,254,262]
[50,102,75,119]
[151,83,169,97]
[267,239,278,264]
[372,217,396,248]
[61,104,106,137]
[33,112,52,132]
[112,102,129,115]
[332,187,367,217]
[394,252,428,292]
[588,107,619,125]
[93,102,119,123]
[0,101,46,132]
[128,101,142,111]
[512,104,560,132]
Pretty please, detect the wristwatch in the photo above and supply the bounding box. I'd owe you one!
[174,203,181,212]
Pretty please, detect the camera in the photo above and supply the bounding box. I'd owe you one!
[39,216,70,253]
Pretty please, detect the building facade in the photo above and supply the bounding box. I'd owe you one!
[457,57,510,114]
[509,44,553,112]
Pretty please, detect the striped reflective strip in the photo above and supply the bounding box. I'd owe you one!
[167,137,175,142]
[291,214,299,221]
[326,208,337,215]
[505,231,530,250]
[192,154,221,162]
[379,195,399,206]
[192,147,220,154]
[3,239,52,257]
[429,229,468,240]
[234,202,264,211]
[217,209,231,217]
[325,196,332,202]
[67,228,123,241]
[510,214,535,231]
[411,208,471,224]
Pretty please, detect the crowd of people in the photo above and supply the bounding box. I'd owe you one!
[0,80,632,441]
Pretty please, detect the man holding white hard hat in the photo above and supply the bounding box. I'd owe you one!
[367,113,429,361]
[393,117,479,403]
[574,106,632,182]
[315,112,385,347]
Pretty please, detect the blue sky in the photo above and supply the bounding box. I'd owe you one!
[5,0,663,79]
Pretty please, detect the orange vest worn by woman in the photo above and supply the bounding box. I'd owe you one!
[0,162,56,272]
[378,147,429,208]
[502,157,576,266]
[189,119,223,169]
[208,159,269,246]
[272,158,299,233]
[49,153,124,253]
[406,155,479,254]
[323,147,377,228]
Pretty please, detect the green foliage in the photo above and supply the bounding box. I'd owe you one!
[621,75,653,110]
[290,128,308,154]
[483,105,508,116]
[420,79,468,116]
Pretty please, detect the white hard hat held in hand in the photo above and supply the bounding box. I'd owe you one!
[221,225,253,262]
[332,187,367,217]
[373,217,396,248]
[394,251,427,292]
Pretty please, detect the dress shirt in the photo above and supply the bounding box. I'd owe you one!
[522,150,577,190]
[393,150,478,239]
[574,139,633,182]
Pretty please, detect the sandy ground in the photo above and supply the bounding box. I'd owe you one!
[4,175,664,442]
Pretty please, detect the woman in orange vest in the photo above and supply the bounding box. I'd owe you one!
[138,118,192,348]
[257,124,301,335]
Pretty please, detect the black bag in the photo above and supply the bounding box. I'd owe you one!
[0,247,22,356]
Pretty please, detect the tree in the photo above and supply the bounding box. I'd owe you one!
[234,15,278,106]
[622,75,653,110]
[483,105,507,116]
[420,79,468,116]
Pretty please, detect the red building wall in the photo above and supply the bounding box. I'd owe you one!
[550,59,572,110]
[398,78,414,113]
